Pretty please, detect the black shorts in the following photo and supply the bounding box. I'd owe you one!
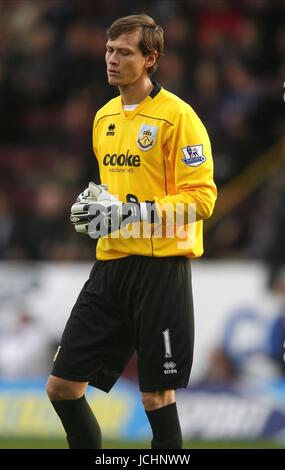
[52,255,194,393]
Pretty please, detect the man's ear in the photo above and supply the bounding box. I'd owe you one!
[145,50,158,70]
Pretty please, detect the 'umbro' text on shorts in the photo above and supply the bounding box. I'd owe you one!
[52,255,194,392]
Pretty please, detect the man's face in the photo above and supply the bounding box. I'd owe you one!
[106,29,150,87]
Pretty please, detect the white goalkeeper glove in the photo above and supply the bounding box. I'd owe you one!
[76,182,108,204]
[70,182,117,235]
[70,182,158,238]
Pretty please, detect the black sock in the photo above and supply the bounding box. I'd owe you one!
[51,395,102,449]
[146,402,182,449]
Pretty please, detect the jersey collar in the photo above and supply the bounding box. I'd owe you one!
[121,80,162,120]
[149,80,161,99]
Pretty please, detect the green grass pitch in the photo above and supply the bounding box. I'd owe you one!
[0,438,283,449]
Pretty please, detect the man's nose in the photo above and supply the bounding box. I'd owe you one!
[109,52,118,65]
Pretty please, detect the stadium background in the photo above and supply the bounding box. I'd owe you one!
[0,0,284,449]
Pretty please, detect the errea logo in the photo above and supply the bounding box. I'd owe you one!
[106,123,115,136]
[163,361,177,374]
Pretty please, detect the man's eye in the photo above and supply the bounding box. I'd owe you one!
[121,51,130,56]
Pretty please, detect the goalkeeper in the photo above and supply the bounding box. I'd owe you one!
[46,13,217,449]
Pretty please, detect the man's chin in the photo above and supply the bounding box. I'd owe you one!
[107,76,121,86]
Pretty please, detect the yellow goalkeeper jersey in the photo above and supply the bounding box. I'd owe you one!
[92,82,217,260]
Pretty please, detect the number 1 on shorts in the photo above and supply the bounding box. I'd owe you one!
[162,328,172,358]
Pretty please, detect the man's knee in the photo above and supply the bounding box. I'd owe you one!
[142,390,175,411]
[46,375,88,401]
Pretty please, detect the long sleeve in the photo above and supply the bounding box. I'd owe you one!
[154,106,217,222]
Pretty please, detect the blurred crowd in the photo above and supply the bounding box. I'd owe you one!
[0,0,284,265]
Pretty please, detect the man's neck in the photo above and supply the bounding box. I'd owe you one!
[119,77,154,105]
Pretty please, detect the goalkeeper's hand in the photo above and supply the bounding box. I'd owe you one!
[70,182,158,238]
[76,182,108,204]
[70,182,118,235]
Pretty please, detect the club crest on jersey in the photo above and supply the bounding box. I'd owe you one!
[137,125,158,151]
[181,145,206,167]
